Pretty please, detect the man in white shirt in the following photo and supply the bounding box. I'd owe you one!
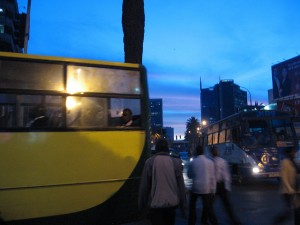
[212,146,241,225]
[188,145,218,225]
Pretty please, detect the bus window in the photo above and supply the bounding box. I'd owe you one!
[212,124,219,133]
[271,119,294,141]
[25,95,64,128]
[275,127,293,141]
[257,129,273,146]
[226,129,232,142]
[242,133,257,147]
[109,98,141,127]
[248,120,268,133]
[213,132,218,144]
[0,60,64,91]
[219,130,226,143]
[0,94,64,129]
[67,66,141,95]
[67,97,108,128]
[0,94,16,128]
[0,105,15,128]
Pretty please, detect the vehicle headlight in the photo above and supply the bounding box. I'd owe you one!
[252,167,259,174]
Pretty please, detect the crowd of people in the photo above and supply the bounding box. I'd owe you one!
[138,139,300,225]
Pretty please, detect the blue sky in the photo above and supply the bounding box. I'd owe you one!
[18,0,300,136]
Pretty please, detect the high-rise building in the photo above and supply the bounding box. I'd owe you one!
[163,126,174,141]
[0,0,27,52]
[201,79,247,124]
[150,98,163,135]
[200,86,220,124]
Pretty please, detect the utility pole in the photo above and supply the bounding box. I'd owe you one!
[241,86,252,106]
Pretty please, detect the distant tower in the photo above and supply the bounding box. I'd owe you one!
[163,126,174,141]
[150,99,163,135]
[201,86,220,124]
[201,79,247,124]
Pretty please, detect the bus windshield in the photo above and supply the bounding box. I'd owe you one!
[242,118,294,148]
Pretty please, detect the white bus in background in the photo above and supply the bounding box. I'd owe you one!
[199,110,299,183]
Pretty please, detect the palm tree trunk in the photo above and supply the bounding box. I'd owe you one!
[122,0,145,64]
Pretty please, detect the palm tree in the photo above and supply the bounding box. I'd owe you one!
[185,117,200,155]
[122,0,145,64]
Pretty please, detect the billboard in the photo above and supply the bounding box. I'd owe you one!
[272,55,300,99]
[277,98,300,116]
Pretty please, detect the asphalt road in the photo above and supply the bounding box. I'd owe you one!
[124,178,295,225]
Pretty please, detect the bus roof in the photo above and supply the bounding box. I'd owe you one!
[0,52,142,69]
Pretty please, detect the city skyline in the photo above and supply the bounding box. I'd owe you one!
[17,0,300,136]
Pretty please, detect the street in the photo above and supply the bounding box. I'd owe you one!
[125,178,295,225]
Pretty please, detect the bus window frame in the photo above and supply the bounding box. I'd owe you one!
[0,54,147,131]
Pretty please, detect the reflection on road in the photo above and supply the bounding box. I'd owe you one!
[182,159,192,189]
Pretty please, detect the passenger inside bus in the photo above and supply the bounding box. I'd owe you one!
[242,133,258,148]
[257,129,273,146]
[242,129,274,148]
[277,129,286,141]
[120,108,140,127]
[27,104,48,128]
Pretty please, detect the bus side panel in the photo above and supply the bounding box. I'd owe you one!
[0,131,146,223]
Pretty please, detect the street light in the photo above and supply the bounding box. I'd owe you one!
[240,86,252,106]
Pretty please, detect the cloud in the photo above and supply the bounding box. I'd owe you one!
[21,0,300,136]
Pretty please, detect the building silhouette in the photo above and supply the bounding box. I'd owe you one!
[149,98,163,135]
[201,79,247,124]
[163,126,174,141]
[0,0,27,52]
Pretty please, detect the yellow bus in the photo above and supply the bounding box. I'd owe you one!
[0,52,150,224]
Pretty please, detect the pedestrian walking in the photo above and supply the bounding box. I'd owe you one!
[273,146,300,225]
[188,145,218,225]
[211,146,242,225]
[138,139,186,225]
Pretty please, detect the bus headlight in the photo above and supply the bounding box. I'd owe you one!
[252,167,260,174]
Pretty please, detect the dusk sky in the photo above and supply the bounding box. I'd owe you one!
[17,0,300,137]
